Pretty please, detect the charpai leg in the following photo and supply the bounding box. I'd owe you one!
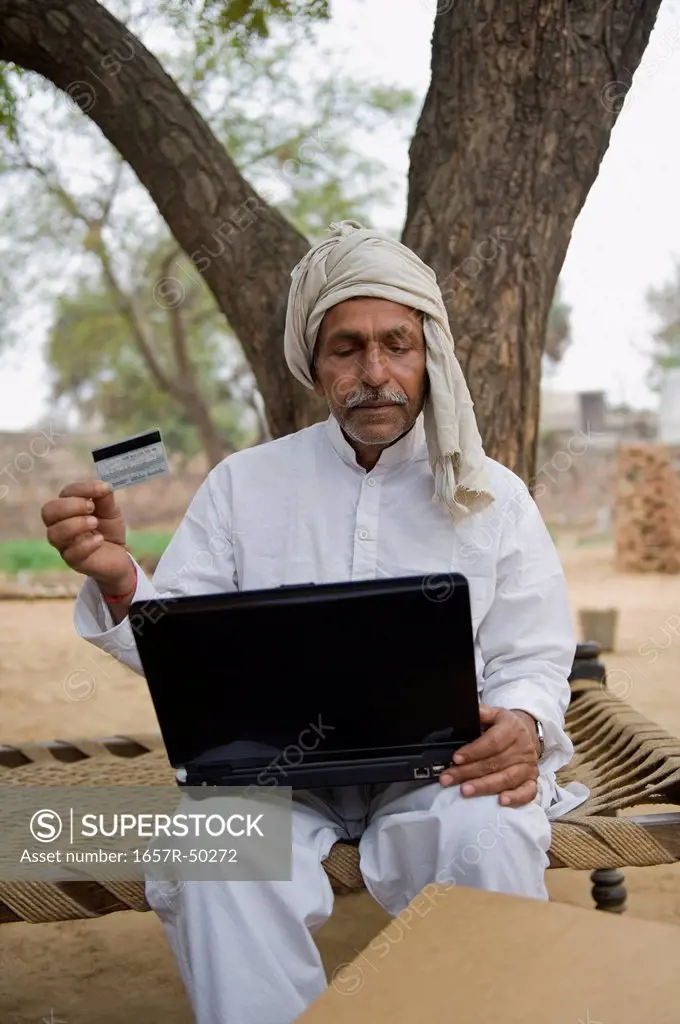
[591,867,628,913]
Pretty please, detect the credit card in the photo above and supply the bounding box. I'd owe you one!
[92,429,170,490]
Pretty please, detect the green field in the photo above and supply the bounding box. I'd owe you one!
[0,532,173,574]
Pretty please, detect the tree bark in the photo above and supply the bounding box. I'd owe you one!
[0,0,326,439]
[0,0,661,481]
[402,0,661,481]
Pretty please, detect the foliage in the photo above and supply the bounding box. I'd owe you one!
[646,264,680,389]
[0,10,416,457]
[126,529,173,563]
[47,267,252,456]
[162,0,331,53]
[544,281,572,366]
[0,0,332,138]
[165,33,414,238]
[0,65,22,143]
[0,531,172,573]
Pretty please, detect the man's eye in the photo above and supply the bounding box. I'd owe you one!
[335,348,357,357]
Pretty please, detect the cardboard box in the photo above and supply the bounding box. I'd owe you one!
[299,885,680,1023]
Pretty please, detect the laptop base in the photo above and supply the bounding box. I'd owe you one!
[179,743,463,789]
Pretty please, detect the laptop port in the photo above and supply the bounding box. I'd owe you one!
[413,767,431,779]
[431,764,446,775]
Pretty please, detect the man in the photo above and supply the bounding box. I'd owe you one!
[41,221,587,1024]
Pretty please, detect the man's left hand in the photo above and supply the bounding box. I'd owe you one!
[439,705,540,807]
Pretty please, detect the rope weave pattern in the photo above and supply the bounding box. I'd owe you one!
[1,684,680,921]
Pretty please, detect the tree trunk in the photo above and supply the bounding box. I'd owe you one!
[0,0,661,482]
[0,0,326,439]
[182,394,229,468]
[403,0,661,481]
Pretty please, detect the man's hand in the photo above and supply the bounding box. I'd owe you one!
[41,480,134,594]
[439,705,540,807]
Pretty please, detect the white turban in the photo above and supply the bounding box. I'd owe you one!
[283,220,495,522]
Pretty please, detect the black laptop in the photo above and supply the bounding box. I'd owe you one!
[130,574,481,789]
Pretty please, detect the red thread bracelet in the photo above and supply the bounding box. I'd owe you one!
[102,561,138,604]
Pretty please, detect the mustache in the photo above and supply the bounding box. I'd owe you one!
[344,385,408,409]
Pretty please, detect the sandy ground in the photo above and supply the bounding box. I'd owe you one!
[1,541,680,1023]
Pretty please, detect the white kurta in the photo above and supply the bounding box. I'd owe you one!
[74,412,588,1024]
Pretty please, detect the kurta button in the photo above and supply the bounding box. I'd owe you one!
[358,529,369,540]
[366,477,376,487]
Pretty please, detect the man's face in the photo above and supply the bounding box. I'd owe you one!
[312,297,427,447]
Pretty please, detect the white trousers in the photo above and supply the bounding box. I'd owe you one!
[146,781,552,1024]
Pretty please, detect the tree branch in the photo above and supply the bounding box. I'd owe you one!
[0,0,326,436]
[9,148,184,400]
[98,155,125,224]
[100,248,182,399]
[158,248,194,389]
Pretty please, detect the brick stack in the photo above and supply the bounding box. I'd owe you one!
[613,443,680,573]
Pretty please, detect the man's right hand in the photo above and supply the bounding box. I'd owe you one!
[41,480,135,596]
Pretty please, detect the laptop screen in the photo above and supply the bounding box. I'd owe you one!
[131,575,480,770]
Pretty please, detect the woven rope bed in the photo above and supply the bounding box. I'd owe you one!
[2,644,680,924]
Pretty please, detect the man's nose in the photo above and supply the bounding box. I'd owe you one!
[357,344,390,386]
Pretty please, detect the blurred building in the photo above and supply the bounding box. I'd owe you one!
[659,368,680,446]
[536,390,661,530]
[539,389,658,446]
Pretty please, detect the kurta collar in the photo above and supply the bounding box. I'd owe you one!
[324,412,428,471]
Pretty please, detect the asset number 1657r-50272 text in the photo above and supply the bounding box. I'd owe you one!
[132,849,238,863]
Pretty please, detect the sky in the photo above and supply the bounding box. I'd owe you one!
[1,0,680,429]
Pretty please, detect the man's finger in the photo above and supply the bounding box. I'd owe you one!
[42,496,97,527]
[448,762,537,798]
[499,778,539,808]
[46,516,100,553]
[448,715,516,769]
[60,533,105,569]
[58,479,119,521]
[58,479,112,501]
[478,703,501,724]
[442,750,537,787]
[92,488,121,520]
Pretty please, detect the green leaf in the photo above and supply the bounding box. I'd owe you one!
[196,0,331,55]
[0,65,22,143]
[646,264,680,388]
